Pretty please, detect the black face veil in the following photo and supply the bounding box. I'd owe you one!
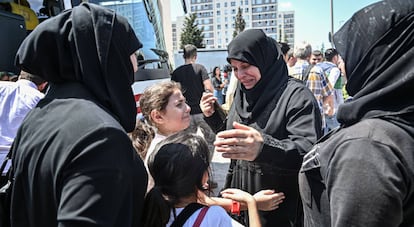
[15,3,142,132]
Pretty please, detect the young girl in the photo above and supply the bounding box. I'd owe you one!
[129,80,191,190]
[143,132,261,227]
[130,81,284,214]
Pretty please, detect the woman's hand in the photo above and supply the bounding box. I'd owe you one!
[221,188,262,227]
[253,190,285,211]
[214,122,263,161]
[220,188,255,205]
[200,91,217,117]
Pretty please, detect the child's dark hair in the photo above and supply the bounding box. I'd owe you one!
[142,131,211,227]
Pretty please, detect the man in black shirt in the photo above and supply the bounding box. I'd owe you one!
[171,45,216,167]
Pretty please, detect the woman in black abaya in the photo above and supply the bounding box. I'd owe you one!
[9,3,147,226]
[200,29,322,227]
[299,1,414,226]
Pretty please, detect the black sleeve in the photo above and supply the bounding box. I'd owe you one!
[58,127,147,227]
[326,140,406,226]
[254,85,322,169]
[204,108,227,133]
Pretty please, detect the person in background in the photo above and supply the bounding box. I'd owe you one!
[309,50,323,65]
[286,49,297,68]
[211,66,225,105]
[171,44,216,162]
[316,48,345,132]
[9,75,18,82]
[222,65,237,113]
[290,42,334,133]
[221,65,232,105]
[278,42,290,60]
[200,29,322,227]
[129,81,191,191]
[0,72,11,81]
[299,1,414,226]
[9,3,147,226]
[278,42,297,75]
[142,132,261,227]
[0,71,47,176]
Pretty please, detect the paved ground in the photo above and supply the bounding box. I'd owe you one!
[210,150,231,196]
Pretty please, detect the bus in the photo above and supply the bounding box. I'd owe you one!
[0,0,171,116]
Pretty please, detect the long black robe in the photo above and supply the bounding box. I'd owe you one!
[206,29,322,227]
[10,3,147,226]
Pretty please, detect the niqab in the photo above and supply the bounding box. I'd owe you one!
[227,29,288,122]
[334,0,414,129]
[15,3,142,132]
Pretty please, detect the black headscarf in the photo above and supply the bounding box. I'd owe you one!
[227,29,288,122]
[15,3,142,132]
[334,0,414,128]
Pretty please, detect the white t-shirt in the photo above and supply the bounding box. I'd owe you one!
[166,205,244,227]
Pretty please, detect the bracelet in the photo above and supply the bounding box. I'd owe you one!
[231,200,240,215]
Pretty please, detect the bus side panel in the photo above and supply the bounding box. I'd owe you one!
[0,11,26,74]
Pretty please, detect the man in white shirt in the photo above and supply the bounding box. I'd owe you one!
[0,71,47,171]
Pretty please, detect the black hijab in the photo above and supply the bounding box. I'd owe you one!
[334,0,414,128]
[227,29,288,122]
[15,3,142,132]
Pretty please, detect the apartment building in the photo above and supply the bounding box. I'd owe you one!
[173,0,294,49]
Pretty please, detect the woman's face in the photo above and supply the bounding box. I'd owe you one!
[230,59,261,89]
[215,67,221,75]
[159,89,191,135]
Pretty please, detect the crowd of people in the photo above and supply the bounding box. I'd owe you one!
[1,0,413,226]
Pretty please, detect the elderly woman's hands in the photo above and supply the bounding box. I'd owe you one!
[214,122,264,161]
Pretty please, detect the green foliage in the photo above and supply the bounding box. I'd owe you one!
[233,7,246,38]
[180,13,205,49]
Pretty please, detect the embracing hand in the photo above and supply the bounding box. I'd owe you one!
[214,122,263,161]
[253,190,285,211]
[221,188,255,205]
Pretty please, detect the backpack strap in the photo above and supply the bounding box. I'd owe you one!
[193,206,209,227]
[171,203,205,227]
[302,64,315,84]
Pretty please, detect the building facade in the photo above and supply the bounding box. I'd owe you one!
[173,0,294,50]
[277,10,295,47]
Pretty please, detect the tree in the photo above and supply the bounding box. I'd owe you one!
[233,7,246,38]
[180,13,205,49]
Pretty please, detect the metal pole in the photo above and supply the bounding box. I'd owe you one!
[330,0,334,37]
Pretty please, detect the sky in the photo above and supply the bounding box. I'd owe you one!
[170,0,381,49]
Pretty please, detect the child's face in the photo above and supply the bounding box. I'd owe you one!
[160,89,191,134]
